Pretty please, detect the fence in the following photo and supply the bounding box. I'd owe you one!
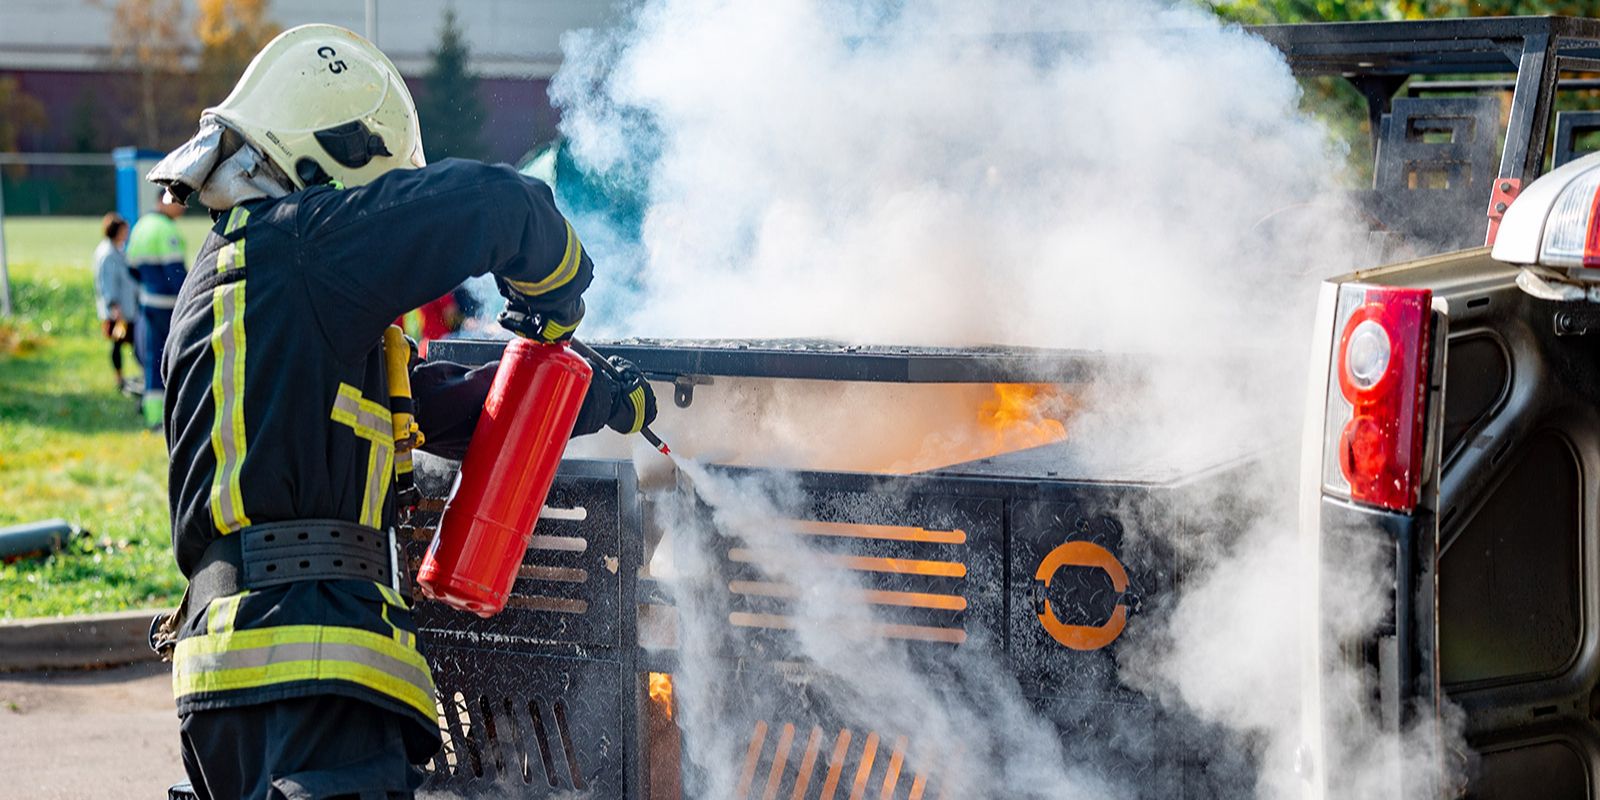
[0,151,131,317]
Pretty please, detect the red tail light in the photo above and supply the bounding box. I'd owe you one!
[1322,284,1433,511]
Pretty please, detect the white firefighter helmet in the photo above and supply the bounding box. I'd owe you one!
[207,23,425,189]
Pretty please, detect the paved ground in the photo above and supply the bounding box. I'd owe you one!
[0,662,182,800]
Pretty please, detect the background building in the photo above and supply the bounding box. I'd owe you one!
[0,0,616,212]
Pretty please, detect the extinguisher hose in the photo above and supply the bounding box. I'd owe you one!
[568,338,672,456]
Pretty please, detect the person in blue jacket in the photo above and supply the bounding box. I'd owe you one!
[91,211,140,395]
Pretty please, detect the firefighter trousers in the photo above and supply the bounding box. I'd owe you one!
[179,694,427,800]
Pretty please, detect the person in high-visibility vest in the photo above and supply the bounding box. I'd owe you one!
[125,190,189,427]
[144,23,656,800]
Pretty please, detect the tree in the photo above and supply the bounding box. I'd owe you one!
[1209,0,1598,23]
[106,0,192,148]
[0,77,45,154]
[63,90,117,213]
[194,0,281,117]
[1209,0,1398,24]
[416,8,486,161]
[0,78,46,180]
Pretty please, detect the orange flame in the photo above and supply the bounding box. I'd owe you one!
[649,672,674,719]
[978,384,1069,452]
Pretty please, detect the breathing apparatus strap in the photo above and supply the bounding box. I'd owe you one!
[383,325,423,508]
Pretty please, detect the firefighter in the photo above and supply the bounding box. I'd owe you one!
[144,24,657,799]
[126,189,189,428]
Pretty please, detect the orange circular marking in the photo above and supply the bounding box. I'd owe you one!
[1034,540,1128,651]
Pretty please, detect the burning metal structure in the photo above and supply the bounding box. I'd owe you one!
[403,339,1256,799]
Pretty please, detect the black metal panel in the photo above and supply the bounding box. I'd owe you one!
[1374,96,1502,250]
[424,642,627,797]
[1555,110,1600,169]
[1248,16,1600,77]
[1319,498,1432,717]
[1009,496,1150,699]
[689,468,1008,662]
[1026,696,1218,800]
[1440,431,1583,689]
[932,437,1254,486]
[1469,734,1593,800]
[1442,334,1512,462]
[427,337,1120,384]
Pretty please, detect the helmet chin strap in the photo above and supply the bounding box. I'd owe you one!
[295,158,335,188]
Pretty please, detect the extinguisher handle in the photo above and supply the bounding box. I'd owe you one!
[567,338,618,377]
[568,338,672,456]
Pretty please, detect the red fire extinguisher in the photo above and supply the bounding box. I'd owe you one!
[417,337,593,616]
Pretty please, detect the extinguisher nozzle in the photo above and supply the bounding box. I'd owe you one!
[641,426,671,457]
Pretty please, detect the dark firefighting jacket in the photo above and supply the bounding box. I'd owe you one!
[161,159,595,744]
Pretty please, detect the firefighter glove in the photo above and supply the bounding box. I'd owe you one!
[497,282,584,343]
[572,356,657,437]
[604,357,657,435]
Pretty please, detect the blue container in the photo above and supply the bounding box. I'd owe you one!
[113,147,166,225]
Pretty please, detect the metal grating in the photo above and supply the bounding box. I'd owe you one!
[731,720,944,800]
[403,460,635,650]
[699,472,1005,660]
[406,460,641,797]
[424,643,625,796]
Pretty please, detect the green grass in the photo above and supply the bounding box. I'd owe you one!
[0,215,212,619]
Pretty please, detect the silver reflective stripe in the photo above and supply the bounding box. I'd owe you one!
[331,392,392,438]
[208,280,250,533]
[177,640,433,692]
[368,448,389,528]
[139,292,178,310]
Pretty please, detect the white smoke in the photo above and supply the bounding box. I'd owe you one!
[548,0,1461,797]
[655,461,1116,797]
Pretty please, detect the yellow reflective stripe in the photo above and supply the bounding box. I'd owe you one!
[378,603,415,648]
[206,592,248,635]
[503,220,582,296]
[176,660,434,720]
[172,625,435,719]
[330,384,394,529]
[208,280,251,534]
[373,584,415,647]
[541,317,578,342]
[223,206,249,236]
[374,582,407,609]
[627,386,647,434]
